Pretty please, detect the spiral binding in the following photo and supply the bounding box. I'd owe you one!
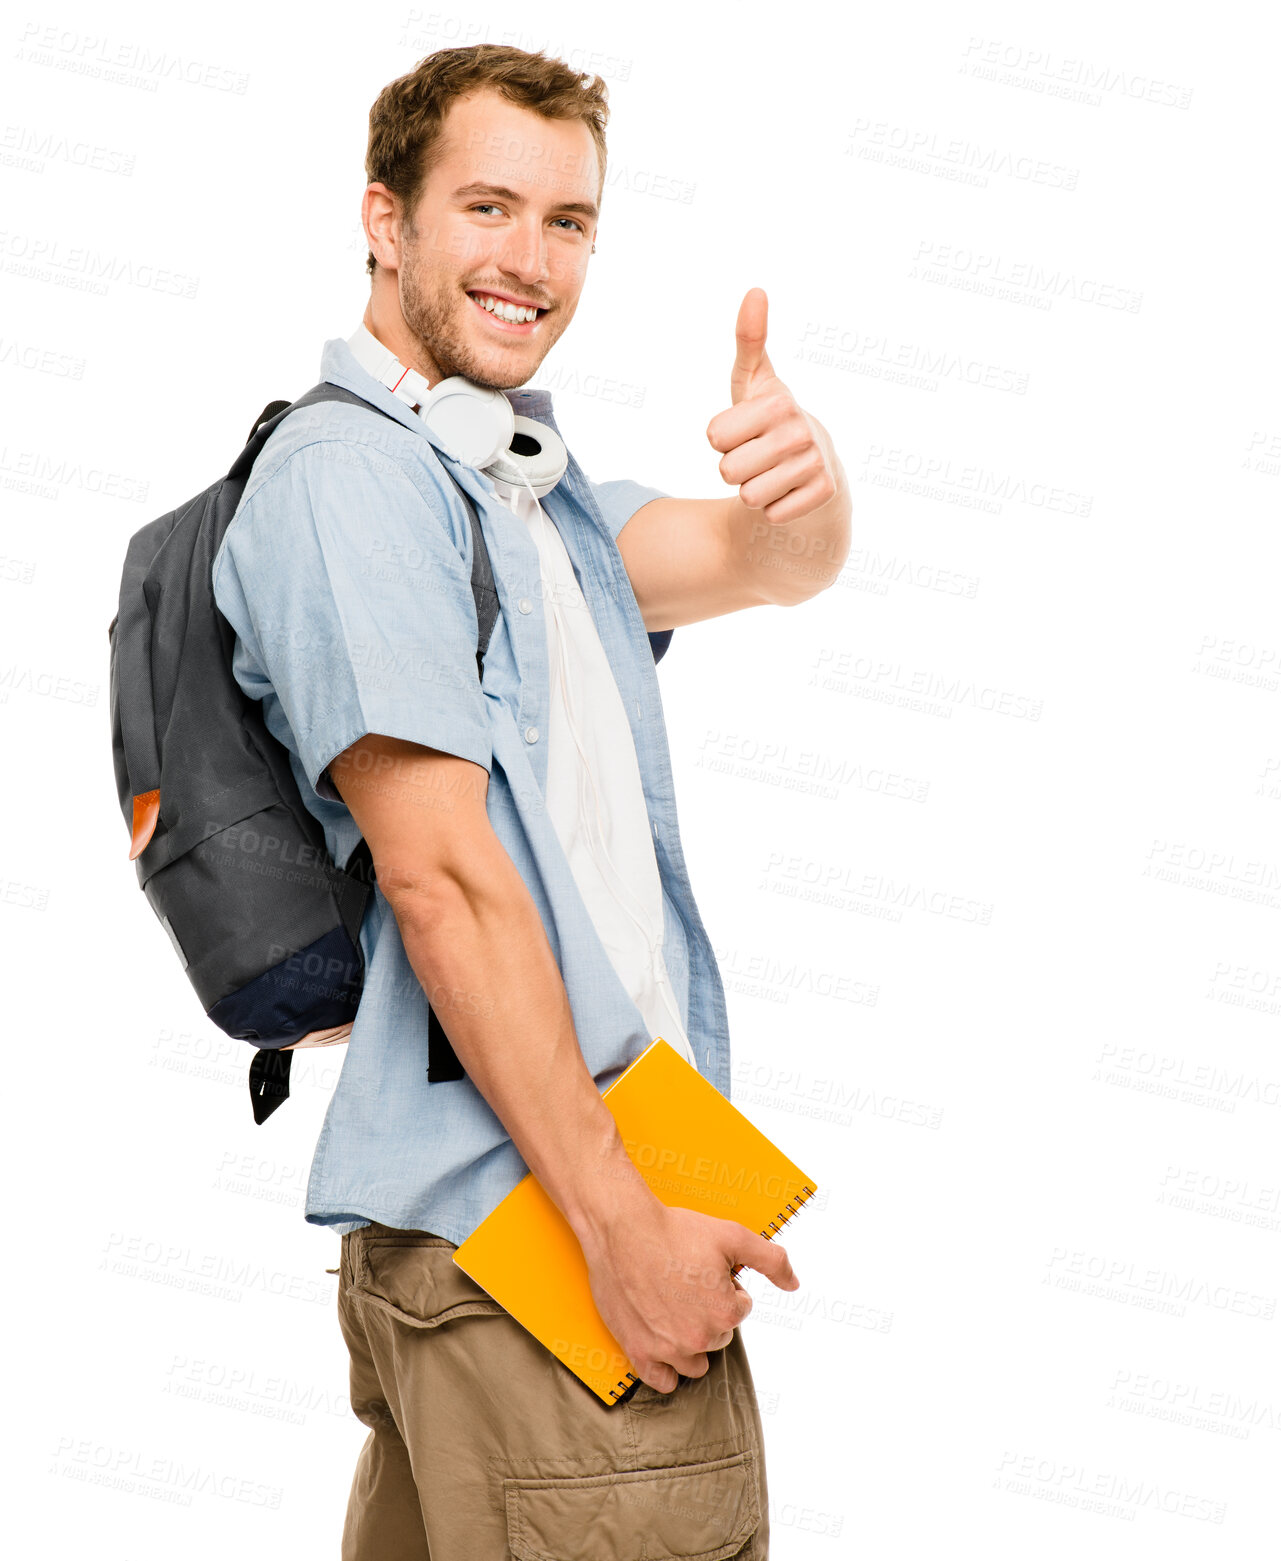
[608,1182,819,1400]
[608,1371,640,1403]
[765,1182,817,1236]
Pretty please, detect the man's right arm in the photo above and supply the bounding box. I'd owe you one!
[327,732,799,1393]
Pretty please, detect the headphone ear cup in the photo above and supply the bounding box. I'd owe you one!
[486,415,568,498]
[420,377,516,469]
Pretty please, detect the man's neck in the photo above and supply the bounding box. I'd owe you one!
[362,297,444,390]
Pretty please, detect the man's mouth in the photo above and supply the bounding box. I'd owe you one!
[466,289,547,334]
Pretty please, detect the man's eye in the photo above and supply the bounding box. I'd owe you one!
[469,204,582,233]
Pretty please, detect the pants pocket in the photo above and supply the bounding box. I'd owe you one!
[503,1447,761,1561]
[349,1228,509,1329]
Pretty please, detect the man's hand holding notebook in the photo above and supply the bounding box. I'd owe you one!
[574,1186,800,1395]
[454,1038,819,1405]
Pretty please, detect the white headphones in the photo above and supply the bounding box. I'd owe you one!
[345,323,568,498]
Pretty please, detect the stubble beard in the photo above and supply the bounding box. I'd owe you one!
[398,230,547,392]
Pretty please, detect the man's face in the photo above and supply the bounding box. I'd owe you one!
[390,89,600,389]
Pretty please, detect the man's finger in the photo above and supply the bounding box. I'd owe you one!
[731,287,770,405]
[706,389,781,454]
[638,1361,680,1394]
[727,1224,799,1291]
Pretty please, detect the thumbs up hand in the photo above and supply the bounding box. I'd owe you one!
[707,288,838,524]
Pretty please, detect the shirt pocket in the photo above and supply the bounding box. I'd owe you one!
[350,1231,508,1328]
[503,1447,761,1561]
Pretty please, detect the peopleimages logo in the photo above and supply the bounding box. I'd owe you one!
[16,23,250,93]
[51,1435,282,1509]
[0,229,199,298]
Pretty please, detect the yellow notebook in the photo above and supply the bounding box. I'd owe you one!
[452,1037,818,1406]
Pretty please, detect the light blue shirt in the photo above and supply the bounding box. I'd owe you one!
[211,336,732,1243]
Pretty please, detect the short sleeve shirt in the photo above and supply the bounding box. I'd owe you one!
[211,336,732,1244]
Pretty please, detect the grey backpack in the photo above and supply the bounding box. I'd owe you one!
[109,380,674,1123]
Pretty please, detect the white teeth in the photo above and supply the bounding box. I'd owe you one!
[473,292,538,324]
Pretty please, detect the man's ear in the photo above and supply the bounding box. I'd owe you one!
[363,182,401,272]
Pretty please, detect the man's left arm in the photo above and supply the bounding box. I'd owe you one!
[615,287,852,631]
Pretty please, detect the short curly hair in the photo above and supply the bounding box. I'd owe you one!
[364,44,610,277]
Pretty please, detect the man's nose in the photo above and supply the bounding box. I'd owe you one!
[496,220,549,285]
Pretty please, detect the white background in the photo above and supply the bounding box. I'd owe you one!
[2,0,1278,1554]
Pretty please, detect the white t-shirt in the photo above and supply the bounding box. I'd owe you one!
[490,477,698,1071]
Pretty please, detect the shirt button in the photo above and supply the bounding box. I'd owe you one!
[524,725,540,743]
[518,597,533,614]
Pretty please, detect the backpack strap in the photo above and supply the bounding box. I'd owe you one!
[460,481,501,675]
[245,382,502,676]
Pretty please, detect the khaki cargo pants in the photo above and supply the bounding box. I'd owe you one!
[337,1220,770,1559]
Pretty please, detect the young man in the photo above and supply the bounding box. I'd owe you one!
[212,44,849,1561]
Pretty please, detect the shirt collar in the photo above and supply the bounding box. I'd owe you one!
[319,334,563,457]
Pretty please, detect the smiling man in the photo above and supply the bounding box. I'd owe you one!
[211,43,849,1561]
